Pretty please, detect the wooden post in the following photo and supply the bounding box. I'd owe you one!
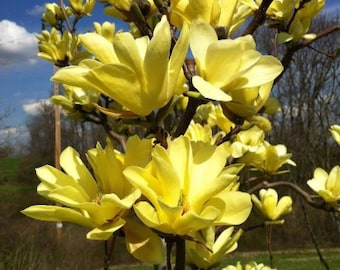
[54,65,62,240]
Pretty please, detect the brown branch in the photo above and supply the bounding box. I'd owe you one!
[275,24,340,83]
[60,0,73,33]
[242,0,274,36]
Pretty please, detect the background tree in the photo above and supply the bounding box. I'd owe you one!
[249,13,340,247]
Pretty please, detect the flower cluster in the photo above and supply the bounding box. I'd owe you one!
[21,0,336,269]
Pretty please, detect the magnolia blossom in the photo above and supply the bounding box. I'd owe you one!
[42,3,72,27]
[239,141,296,175]
[307,166,340,204]
[36,28,88,66]
[251,188,293,221]
[99,0,157,21]
[170,0,252,36]
[22,136,165,264]
[189,20,283,118]
[231,126,265,158]
[185,122,225,145]
[52,16,189,116]
[68,0,95,15]
[51,84,99,119]
[223,261,275,270]
[124,136,252,236]
[186,226,242,269]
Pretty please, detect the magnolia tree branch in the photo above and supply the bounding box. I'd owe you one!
[275,24,340,83]
[242,0,274,36]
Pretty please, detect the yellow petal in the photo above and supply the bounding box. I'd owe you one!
[144,16,170,99]
[238,56,283,88]
[205,39,243,87]
[84,64,148,115]
[36,165,89,200]
[80,33,117,63]
[192,76,232,102]
[273,196,292,220]
[124,166,160,207]
[101,189,141,209]
[326,166,340,194]
[93,103,138,119]
[87,218,125,240]
[60,147,98,199]
[133,201,168,231]
[168,21,189,94]
[330,125,340,145]
[21,205,94,227]
[114,32,145,86]
[47,186,90,206]
[174,207,219,235]
[51,66,100,93]
[124,135,153,167]
[213,191,252,225]
[124,219,165,264]
[190,20,218,71]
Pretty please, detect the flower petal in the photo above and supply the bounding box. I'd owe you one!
[192,76,232,102]
[87,218,125,240]
[21,205,94,227]
[124,219,165,264]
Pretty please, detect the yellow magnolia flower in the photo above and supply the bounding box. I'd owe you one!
[22,136,165,263]
[251,188,293,221]
[51,84,99,119]
[52,16,189,116]
[239,142,296,175]
[22,137,147,239]
[124,136,252,236]
[36,28,88,66]
[100,0,157,21]
[205,103,235,133]
[185,122,224,145]
[69,0,95,15]
[186,226,242,269]
[170,0,252,37]
[329,125,340,146]
[42,3,72,27]
[190,21,283,118]
[93,21,116,43]
[223,261,275,270]
[231,126,265,158]
[307,166,340,204]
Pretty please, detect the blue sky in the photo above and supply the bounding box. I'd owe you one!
[0,1,339,140]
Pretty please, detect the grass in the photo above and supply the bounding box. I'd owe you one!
[110,250,340,270]
[0,157,20,182]
[220,250,340,269]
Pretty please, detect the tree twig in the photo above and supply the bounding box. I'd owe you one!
[275,24,340,83]
[300,198,330,270]
[242,0,274,36]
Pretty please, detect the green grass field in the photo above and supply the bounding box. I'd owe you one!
[111,250,340,270]
[0,157,20,182]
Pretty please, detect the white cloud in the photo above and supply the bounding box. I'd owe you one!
[26,4,46,16]
[0,20,38,66]
[22,99,51,116]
